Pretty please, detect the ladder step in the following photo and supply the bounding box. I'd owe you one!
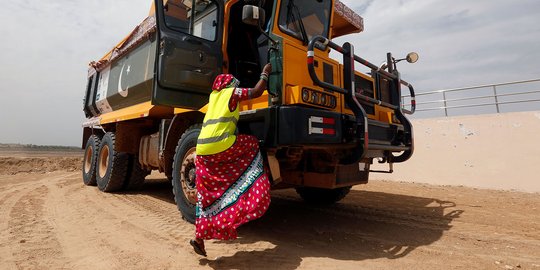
[368,143,409,152]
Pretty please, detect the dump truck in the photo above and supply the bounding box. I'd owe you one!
[82,0,417,223]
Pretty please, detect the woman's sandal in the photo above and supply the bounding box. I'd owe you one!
[190,239,207,257]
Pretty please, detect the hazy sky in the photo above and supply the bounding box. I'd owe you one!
[0,0,539,146]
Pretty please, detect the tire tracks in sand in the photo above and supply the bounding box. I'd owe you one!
[43,173,204,269]
[2,173,74,269]
[2,170,539,269]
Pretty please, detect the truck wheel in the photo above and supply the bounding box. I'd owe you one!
[172,124,201,224]
[96,132,129,192]
[82,135,100,186]
[295,186,352,205]
[123,155,150,190]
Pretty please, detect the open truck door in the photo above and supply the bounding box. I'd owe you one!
[153,0,224,109]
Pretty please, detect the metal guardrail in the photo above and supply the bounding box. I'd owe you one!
[402,78,540,116]
[307,35,416,114]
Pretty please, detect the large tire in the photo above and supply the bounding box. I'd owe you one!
[295,186,352,205]
[96,132,129,192]
[82,135,100,186]
[123,155,150,190]
[172,124,201,224]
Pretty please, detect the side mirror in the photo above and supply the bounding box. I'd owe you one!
[242,5,265,27]
[406,52,419,63]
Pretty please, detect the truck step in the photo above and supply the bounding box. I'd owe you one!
[367,143,409,152]
[366,119,404,146]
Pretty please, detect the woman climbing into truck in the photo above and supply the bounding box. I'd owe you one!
[190,63,273,257]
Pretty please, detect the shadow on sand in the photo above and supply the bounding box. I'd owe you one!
[122,178,463,269]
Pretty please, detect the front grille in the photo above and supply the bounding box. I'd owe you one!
[378,77,392,104]
[355,75,375,115]
[323,63,334,86]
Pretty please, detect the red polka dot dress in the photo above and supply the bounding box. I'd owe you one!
[195,135,271,240]
[194,74,271,240]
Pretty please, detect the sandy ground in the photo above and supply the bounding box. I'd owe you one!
[0,152,539,269]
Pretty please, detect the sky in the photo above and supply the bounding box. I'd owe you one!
[0,0,539,146]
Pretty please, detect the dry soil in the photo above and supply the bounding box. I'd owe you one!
[0,151,539,269]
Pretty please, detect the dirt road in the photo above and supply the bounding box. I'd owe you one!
[0,158,539,269]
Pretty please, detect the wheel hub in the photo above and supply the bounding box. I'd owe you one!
[180,147,197,204]
[84,146,93,174]
[98,145,109,178]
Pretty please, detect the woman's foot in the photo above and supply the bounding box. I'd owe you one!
[190,238,207,257]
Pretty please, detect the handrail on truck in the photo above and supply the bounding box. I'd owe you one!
[306,36,416,115]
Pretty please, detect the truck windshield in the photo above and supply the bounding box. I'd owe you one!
[278,0,331,42]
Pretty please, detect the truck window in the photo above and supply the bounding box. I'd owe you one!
[278,0,331,42]
[163,0,218,41]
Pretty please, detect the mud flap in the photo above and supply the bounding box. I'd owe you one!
[267,153,282,185]
[336,162,369,185]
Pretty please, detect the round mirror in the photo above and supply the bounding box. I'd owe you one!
[406,52,419,63]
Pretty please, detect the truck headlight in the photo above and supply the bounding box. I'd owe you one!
[311,92,319,104]
[302,89,310,102]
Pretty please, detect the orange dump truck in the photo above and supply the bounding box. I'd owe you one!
[82,0,417,222]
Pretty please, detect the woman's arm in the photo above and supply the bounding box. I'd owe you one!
[249,63,272,99]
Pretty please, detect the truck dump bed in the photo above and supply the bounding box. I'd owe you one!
[83,16,158,119]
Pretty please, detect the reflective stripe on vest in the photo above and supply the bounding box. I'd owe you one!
[196,87,239,155]
[201,116,238,128]
[197,133,230,145]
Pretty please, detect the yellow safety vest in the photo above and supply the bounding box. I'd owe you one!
[197,87,239,155]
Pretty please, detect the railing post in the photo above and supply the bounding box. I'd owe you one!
[493,85,500,113]
[442,91,448,116]
[342,43,354,95]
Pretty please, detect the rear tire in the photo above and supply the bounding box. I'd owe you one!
[123,155,150,190]
[96,132,129,192]
[172,124,201,224]
[295,186,352,205]
[82,135,100,186]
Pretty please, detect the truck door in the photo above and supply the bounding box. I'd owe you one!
[153,0,223,109]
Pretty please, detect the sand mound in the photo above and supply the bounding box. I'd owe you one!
[0,157,82,175]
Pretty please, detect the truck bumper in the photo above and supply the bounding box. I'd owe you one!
[239,105,412,153]
[239,106,352,147]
